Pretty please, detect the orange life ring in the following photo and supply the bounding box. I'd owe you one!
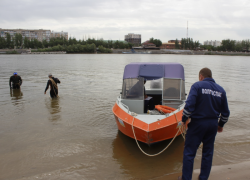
[155,105,176,114]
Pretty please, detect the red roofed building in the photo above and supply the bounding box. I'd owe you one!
[142,42,156,48]
[160,40,181,49]
[138,42,159,50]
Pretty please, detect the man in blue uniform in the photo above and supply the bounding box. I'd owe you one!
[178,68,230,180]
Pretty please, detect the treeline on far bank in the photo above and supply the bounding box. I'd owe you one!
[200,39,250,52]
[174,38,250,52]
[174,38,200,50]
[32,44,112,53]
[0,33,134,53]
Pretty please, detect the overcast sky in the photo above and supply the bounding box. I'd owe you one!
[1,0,249,43]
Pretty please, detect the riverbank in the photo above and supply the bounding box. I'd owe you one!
[115,49,250,56]
[0,49,250,56]
[156,161,250,180]
[193,161,250,180]
[1,48,250,56]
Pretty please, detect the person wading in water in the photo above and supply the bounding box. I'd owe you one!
[44,73,60,98]
[9,72,22,89]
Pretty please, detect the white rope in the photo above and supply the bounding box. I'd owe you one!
[131,112,186,157]
[174,114,203,149]
[174,113,186,140]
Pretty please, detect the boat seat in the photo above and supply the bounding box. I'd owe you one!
[121,99,144,114]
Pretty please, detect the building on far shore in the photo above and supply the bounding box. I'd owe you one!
[204,40,221,47]
[125,33,141,46]
[0,28,51,42]
[160,40,181,49]
[0,28,68,42]
[50,31,68,39]
[136,41,160,50]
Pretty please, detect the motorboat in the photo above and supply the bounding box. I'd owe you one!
[112,62,186,145]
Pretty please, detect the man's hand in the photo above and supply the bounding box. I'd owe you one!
[218,126,223,133]
[181,121,186,126]
[44,92,46,94]
[181,118,190,126]
[177,121,186,128]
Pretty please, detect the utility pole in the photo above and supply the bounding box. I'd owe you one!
[187,21,188,39]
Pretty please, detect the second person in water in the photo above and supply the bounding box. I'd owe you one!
[44,73,60,98]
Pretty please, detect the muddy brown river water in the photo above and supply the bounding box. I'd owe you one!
[0,54,250,180]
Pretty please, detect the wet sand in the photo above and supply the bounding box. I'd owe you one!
[194,161,250,180]
[13,160,250,180]
[155,161,250,180]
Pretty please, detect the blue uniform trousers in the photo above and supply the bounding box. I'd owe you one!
[182,119,218,180]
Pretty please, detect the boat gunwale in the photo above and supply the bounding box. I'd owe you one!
[112,100,185,132]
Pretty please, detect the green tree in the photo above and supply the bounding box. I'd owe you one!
[194,41,200,49]
[10,39,14,49]
[80,39,86,45]
[42,39,49,48]
[0,37,6,49]
[149,37,162,47]
[235,42,242,51]
[98,45,112,53]
[221,39,236,51]
[86,38,96,45]
[29,39,35,48]
[242,39,250,51]
[23,37,30,48]
[32,39,42,48]
[180,38,199,50]
[6,33,11,48]
[107,40,113,48]
[14,33,23,48]
[113,41,119,49]
[68,37,78,45]
[175,39,180,49]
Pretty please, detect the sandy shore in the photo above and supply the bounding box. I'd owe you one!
[156,161,250,180]
[193,161,250,180]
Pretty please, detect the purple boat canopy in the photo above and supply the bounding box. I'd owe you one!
[123,62,185,81]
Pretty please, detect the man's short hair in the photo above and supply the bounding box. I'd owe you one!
[199,68,212,78]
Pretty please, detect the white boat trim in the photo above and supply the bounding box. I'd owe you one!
[116,96,185,124]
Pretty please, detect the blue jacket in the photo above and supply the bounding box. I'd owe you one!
[182,78,230,127]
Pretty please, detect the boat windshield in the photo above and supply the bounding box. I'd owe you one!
[163,78,185,100]
[121,78,185,101]
[121,77,144,100]
[144,78,163,89]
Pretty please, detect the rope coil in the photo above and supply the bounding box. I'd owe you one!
[49,78,58,98]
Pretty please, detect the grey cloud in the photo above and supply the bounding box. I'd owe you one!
[1,0,250,42]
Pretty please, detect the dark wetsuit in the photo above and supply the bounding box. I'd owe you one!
[9,75,22,89]
[45,77,60,98]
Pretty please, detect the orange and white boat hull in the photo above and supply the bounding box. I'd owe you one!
[112,102,184,145]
